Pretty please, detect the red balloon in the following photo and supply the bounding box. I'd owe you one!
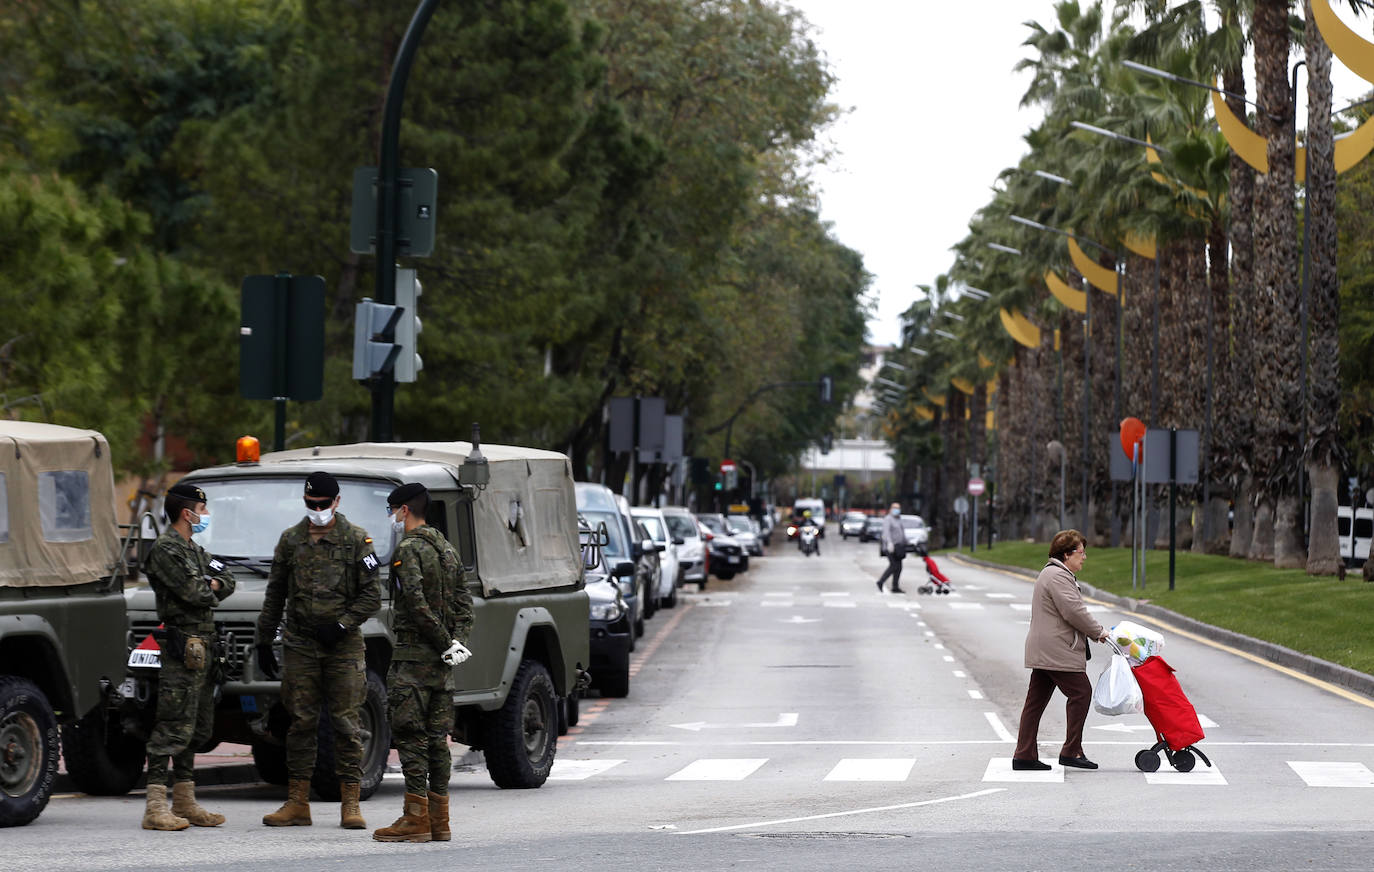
[1119,417,1146,460]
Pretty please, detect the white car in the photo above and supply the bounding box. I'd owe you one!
[661,505,707,590]
[631,506,682,608]
[725,515,763,556]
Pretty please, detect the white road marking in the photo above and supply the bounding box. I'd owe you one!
[1199,714,1219,729]
[934,643,946,650]
[962,585,984,591]
[986,592,1015,599]
[1009,603,1032,612]
[670,713,799,731]
[675,788,1005,835]
[549,759,626,780]
[953,670,966,678]
[823,600,857,608]
[821,591,849,597]
[916,621,928,627]
[1288,761,1374,787]
[823,758,916,782]
[666,758,768,781]
[1145,765,1227,785]
[983,758,1063,783]
[779,615,821,624]
[763,592,791,597]
[967,690,984,700]
[696,601,733,607]
[1093,723,1157,733]
[949,602,985,610]
[923,631,935,637]
[761,600,793,607]
[984,712,1015,742]
[942,655,955,662]
[582,739,1374,748]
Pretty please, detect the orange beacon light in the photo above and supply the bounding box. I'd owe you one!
[236,436,261,463]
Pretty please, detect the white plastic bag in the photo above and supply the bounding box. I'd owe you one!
[1093,653,1144,716]
[1109,620,1165,665]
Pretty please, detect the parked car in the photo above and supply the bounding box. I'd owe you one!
[617,494,663,625]
[725,514,764,556]
[633,518,663,613]
[839,511,867,539]
[859,515,884,543]
[662,506,707,590]
[576,483,645,643]
[879,514,930,555]
[631,506,681,608]
[580,516,631,697]
[757,509,775,546]
[696,513,749,579]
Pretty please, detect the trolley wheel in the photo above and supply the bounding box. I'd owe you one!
[918,585,932,595]
[938,587,951,595]
[1134,749,1161,772]
[1171,749,1196,772]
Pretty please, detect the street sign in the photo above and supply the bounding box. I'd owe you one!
[954,496,969,515]
[240,274,325,401]
[720,459,736,473]
[350,166,439,257]
[967,478,985,496]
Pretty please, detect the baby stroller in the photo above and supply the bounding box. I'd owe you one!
[1107,638,1212,772]
[913,545,951,595]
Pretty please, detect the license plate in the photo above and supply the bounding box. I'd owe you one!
[128,648,161,668]
[728,556,740,564]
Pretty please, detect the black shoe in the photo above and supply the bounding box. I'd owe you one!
[1011,758,1051,771]
[891,587,905,593]
[1058,755,1098,770]
[876,581,884,592]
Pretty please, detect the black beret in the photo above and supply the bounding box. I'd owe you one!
[167,482,206,503]
[304,471,339,499]
[387,482,427,507]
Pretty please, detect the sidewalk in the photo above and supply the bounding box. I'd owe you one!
[56,743,259,795]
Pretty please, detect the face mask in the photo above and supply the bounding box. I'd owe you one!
[890,508,900,517]
[306,507,334,527]
[390,508,406,536]
[191,511,210,535]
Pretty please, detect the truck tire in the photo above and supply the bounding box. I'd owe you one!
[311,669,389,801]
[252,740,288,785]
[0,677,59,828]
[61,706,145,796]
[483,660,556,789]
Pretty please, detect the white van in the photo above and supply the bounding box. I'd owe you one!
[1337,505,1372,565]
[791,497,826,538]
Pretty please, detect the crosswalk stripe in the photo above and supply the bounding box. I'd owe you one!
[986,592,1015,599]
[823,758,916,781]
[983,758,1063,783]
[1144,764,1227,785]
[823,600,857,608]
[949,602,985,610]
[1288,761,1374,787]
[666,758,768,781]
[549,759,626,780]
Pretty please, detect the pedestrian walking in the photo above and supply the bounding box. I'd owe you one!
[141,482,236,831]
[875,503,907,593]
[1012,529,1109,771]
[258,472,381,829]
[373,483,474,844]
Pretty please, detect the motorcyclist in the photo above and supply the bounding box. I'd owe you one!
[798,511,821,556]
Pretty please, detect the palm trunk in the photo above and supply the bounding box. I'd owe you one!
[1198,219,1231,553]
[1304,0,1342,575]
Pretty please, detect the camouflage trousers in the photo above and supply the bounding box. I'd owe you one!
[145,646,214,786]
[282,633,366,782]
[386,656,453,796]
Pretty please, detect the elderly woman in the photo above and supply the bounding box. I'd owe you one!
[1012,529,1108,771]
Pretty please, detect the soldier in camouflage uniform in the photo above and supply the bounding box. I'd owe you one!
[257,471,381,830]
[373,482,474,844]
[142,482,236,831]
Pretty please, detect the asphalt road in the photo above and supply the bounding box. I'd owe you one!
[11,530,1374,871]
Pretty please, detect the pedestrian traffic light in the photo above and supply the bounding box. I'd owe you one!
[713,479,723,491]
[394,268,423,383]
[352,298,402,379]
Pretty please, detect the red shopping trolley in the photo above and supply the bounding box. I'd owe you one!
[1127,652,1212,772]
[913,545,951,595]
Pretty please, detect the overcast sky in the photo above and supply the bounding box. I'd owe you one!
[786,0,1374,348]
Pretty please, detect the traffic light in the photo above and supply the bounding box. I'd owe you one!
[819,374,833,404]
[394,268,423,383]
[352,298,402,379]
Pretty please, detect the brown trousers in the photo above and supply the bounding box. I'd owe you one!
[1014,668,1092,760]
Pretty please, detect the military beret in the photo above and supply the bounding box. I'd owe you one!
[304,471,339,499]
[387,482,427,507]
[167,482,206,503]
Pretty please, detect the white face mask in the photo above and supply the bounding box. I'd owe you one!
[890,507,900,517]
[390,507,406,536]
[306,507,334,527]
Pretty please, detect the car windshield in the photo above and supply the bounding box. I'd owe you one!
[698,515,727,534]
[725,516,751,534]
[844,512,865,521]
[580,509,628,558]
[901,516,926,530]
[635,515,667,542]
[664,514,697,540]
[188,476,396,563]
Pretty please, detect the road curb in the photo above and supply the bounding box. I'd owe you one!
[948,552,1374,701]
[55,763,262,795]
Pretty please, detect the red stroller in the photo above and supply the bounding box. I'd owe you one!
[1115,644,1213,772]
[914,546,950,595]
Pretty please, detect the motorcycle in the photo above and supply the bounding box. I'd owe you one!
[798,524,819,557]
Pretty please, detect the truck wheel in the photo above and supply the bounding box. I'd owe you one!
[565,692,579,727]
[312,669,390,801]
[483,660,557,789]
[61,706,145,796]
[0,677,59,828]
[252,740,288,785]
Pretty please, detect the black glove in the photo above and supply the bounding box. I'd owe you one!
[314,620,347,648]
[255,643,280,680]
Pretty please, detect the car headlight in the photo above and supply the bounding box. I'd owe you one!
[590,602,625,621]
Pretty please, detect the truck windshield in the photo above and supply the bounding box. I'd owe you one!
[189,476,396,564]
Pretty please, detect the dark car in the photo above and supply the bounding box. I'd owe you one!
[859,516,883,543]
[580,516,631,698]
[695,513,749,580]
[576,482,645,644]
[839,511,867,539]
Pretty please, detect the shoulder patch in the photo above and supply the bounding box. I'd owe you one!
[362,553,379,571]
[393,560,402,567]
[364,537,373,544]
[208,558,226,573]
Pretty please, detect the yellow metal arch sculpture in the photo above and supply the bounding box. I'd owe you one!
[922,387,946,407]
[999,308,1041,349]
[986,410,996,431]
[914,406,935,422]
[1123,231,1156,260]
[978,353,995,369]
[1313,0,1374,85]
[1209,85,1374,182]
[1067,237,1119,297]
[951,377,976,396]
[986,377,998,394]
[1044,270,1087,313]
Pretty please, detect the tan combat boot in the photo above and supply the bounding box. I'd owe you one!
[262,778,313,827]
[427,791,450,841]
[171,780,226,826]
[371,792,431,843]
[339,781,366,829]
[141,784,190,831]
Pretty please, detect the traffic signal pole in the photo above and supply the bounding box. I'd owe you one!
[371,0,440,442]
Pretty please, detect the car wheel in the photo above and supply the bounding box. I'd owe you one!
[251,740,289,786]
[311,668,390,801]
[663,583,677,609]
[644,582,658,619]
[565,693,579,727]
[0,677,58,827]
[634,585,646,637]
[60,704,146,796]
[483,660,558,789]
[716,571,735,581]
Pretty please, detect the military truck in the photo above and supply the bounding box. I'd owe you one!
[0,423,133,827]
[115,437,589,799]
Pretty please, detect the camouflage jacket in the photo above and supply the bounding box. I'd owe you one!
[390,524,473,662]
[258,512,381,649]
[146,527,236,633]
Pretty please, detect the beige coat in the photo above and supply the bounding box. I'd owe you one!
[1023,558,1105,672]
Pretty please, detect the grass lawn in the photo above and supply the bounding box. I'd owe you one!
[936,542,1374,676]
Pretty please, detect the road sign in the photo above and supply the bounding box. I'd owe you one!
[350,166,438,257]
[954,496,969,515]
[720,459,736,473]
[240,274,325,401]
[967,478,985,496]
